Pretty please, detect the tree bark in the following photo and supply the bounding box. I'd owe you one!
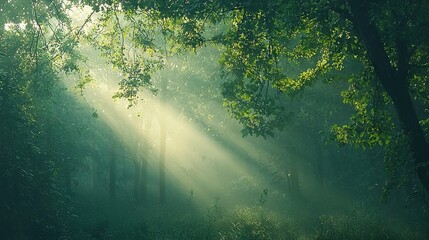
[347,0,429,192]
[109,146,117,200]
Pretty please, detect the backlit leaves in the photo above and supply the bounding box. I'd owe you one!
[80,0,429,153]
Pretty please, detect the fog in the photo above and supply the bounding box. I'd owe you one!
[2,2,429,239]
[54,42,428,239]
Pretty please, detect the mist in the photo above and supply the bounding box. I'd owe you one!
[54,42,428,239]
[2,1,429,239]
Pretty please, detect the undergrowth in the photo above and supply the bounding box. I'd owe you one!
[69,191,426,240]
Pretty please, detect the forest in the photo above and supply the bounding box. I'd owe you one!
[1,0,429,239]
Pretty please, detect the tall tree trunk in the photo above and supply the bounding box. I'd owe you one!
[134,117,152,203]
[133,159,141,201]
[140,118,152,202]
[134,143,149,202]
[109,146,117,200]
[348,0,429,192]
[159,117,166,204]
[140,154,148,201]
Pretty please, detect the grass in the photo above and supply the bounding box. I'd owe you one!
[66,190,427,240]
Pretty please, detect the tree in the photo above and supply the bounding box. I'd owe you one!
[134,117,152,203]
[109,142,118,200]
[80,0,429,194]
[0,1,98,238]
[344,0,429,193]
[0,17,71,240]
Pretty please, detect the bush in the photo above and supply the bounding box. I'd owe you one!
[313,209,423,240]
[220,206,297,240]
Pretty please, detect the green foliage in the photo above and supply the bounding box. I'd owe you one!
[2,0,429,238]
[381,132,416,198]
[87,220,113,240]
[90,1,429,158]
[67,190,428,239]
[0,30,72,240]
[206,197,226,233]
[0,3,98,238]
[220,206,297,240]
[313,209,423,240]
[80,1,429,164]
[221,75,288,138]
[75,70,95,95]
[216,5,293,137]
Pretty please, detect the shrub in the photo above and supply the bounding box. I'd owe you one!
[220,206,297,240]
[313,209,423,240]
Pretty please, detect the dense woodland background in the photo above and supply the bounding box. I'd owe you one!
[1,0,429,239]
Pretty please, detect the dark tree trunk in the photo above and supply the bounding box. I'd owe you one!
[134,160,141,201]
[140,155,148,201]
[348,0,429,192]
[134,149,148,203]
[134,118,152,203]
[109,147,117,200]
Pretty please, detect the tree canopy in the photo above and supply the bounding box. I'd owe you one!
[3,0,429,192]
[71,0,429,192]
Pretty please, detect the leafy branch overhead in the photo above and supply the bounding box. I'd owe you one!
[79,0,429,192]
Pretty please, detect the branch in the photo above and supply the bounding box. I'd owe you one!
[75,10,96,38]
[114,10,126,64]
[32,2,50,52]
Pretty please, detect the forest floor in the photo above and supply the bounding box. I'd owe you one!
[67,188,428,240]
